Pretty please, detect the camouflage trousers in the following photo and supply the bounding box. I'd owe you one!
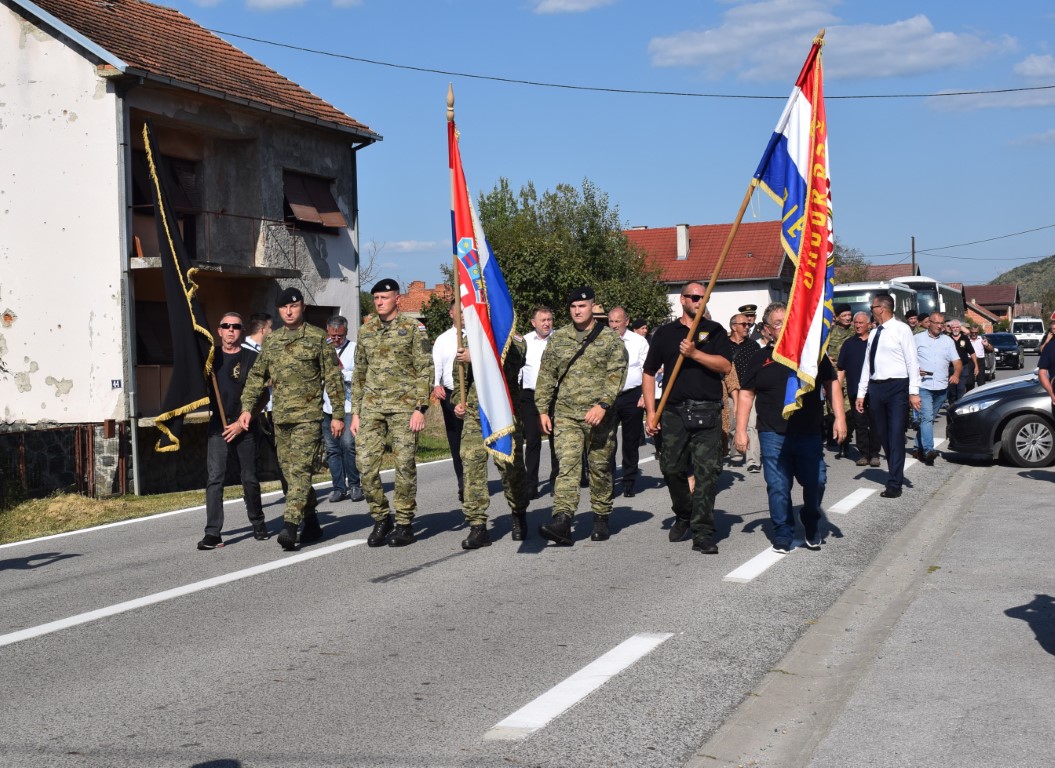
[461,410,528,526]
[552,414,616,518]
[274,421,321,526]
[658,407,723,542]
[357,409,419,524]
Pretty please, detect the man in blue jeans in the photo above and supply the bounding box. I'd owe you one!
[323,316,364,503]
[914,312,962,466]
[734,303,846,553]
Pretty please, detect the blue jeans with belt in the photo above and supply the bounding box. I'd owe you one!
[915,386,947,453]
[322,413,360,493]
[758,430,826,544]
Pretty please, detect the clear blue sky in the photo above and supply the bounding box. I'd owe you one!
[168,0,1055,289]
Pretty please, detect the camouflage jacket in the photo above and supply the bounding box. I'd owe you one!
[827,323,854,363]
[453,336,527,415]
[351,313,432,414]
[534,322,627,419]
[241,323,344,424]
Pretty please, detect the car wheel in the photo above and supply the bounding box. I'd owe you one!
[1001,414,1055,468]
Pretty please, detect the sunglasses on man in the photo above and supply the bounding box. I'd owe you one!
[219,322,242,330]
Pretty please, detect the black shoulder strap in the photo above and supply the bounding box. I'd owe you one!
[550,323,606,411]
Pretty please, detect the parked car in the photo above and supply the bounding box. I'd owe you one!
[947,371,1054,467]
[985,332,1025,370]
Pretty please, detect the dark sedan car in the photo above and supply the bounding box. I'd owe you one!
[985,332,1025,370]
[947,372,1054,467]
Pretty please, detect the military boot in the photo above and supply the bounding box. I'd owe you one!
[510,511,528,541]
[388,523,415,547]
[461,524,491,550]
[276,522,299,552]
[367,515,393,547]
[300,512,323,545]
[590,513,610,542]
[539,513,574,546]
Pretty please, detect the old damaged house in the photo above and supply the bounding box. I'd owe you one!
[0,0,381,499]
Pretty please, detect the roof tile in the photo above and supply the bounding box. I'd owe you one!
[625,221,787,283]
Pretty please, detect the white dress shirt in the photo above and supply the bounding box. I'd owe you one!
[323,340,356,415]
[618,329,649,391]
[857,317,921,397]
[520,330,550,390]
[432,326,459,389]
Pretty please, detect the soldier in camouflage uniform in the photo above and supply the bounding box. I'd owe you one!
[534,287,628,545]
[239,287,345,551]
[351,279,433,548]
[452,336,530,549]
[825,303,855,456]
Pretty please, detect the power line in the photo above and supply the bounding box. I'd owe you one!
[865,223,1055,259]
[210,29,1055,101]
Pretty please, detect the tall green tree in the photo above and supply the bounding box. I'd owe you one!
[477,178,671,330]
[833,237,869,283]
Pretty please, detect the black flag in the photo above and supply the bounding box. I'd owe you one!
[143,120,214,452]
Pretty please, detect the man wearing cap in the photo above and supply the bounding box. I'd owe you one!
[905,309,921,334]
[631,318,649,338]
[534,287,627,545]
[738,304,765,345]
[351,279,434,547]
[825,304,855,456]
[239,287,345,551]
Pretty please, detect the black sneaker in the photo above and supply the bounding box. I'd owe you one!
[772,539,791,554]
[539,514,574,546]
[349,485,365,502]
[461,524,491,550]
[328,489,347,503]
[692,537,719,554]
[668,518,690,542]
[252,522,270,541]
[510,511,527,541]
[590,514,610,542]
[367,516,393,547]
[197,534,224,551]
[277,523,299,552]
[388,523,415,547]
[621,483,635,498]
[802,536,822,551]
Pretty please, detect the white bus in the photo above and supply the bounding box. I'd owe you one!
[890,275,965,319]
[832,280,918,321]
[1011,317,1046,353]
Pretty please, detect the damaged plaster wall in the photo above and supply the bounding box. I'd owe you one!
[0,8,126,426]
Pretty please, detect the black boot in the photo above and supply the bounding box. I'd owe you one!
[590,513,610,542]
[510,511,527,541]
[252,521,270,541]
[388,523,415,547]
[300,512,323,545]
[461,524,491,550]
[367,515,393,547]
[539,513,574,546]
[276,522,299,551]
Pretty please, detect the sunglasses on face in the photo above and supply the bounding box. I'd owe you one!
[219,323,242,330]
[682,294,705,301]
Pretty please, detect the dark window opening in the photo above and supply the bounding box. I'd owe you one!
[283,171,347,233]
[132,150,201,258]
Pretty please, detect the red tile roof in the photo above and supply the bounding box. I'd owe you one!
[964,284,1019,307]
[625,221,788,283]
[834,263,919,283]
[22,0,378,139]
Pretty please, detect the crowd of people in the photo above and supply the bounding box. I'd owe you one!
[197,281,991,557]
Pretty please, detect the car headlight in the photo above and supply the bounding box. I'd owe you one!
[954,398,1001,415]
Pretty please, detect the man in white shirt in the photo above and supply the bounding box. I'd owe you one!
[322,315,363,503]
[855,293,921,498]
[520,305,556,498]
[431,301,464,500]
[608,306,649,496]
[914,312,962,466]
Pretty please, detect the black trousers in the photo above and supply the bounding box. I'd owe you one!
[848,402,878,458]
[438,387,464,491]
[612,386,644,486]
[868,377,909,492]
[520,388,557,492]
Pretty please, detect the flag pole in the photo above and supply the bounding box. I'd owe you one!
[651,183,757,429]
[448,83,466,405]
[210,371,228,428]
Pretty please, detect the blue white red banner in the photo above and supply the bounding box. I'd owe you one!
[448,120,517,461]
[753,35,834,418]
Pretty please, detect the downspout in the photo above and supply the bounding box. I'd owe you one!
[349,141,369,336]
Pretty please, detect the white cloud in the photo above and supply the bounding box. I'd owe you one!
[1011,128,1055,146]
[649,1,1014,82]
[246,0,307,9]
[929,85,1055,111]
[332,0,362,7]
[532,0,614,14]
[189,0,223,6]
[1015,54,1055,79]
[386,240,443,253]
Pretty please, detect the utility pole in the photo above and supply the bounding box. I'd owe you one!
[911,235,916,274]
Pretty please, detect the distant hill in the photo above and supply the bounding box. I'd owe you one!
[990,253,1055,302]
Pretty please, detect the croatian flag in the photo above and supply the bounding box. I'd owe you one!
[753,34,835,418]
[449,119,517,462]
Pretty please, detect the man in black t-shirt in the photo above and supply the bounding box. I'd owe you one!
[735,303,846,553]
[643,283,733,554]
[199,312,269,550]
[837,311,879,467]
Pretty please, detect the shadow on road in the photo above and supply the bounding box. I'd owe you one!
[1004,594,1055,656]
[0,551,81,571]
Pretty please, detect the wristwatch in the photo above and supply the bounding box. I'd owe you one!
[415,405,429,414]
[596,402,610,410]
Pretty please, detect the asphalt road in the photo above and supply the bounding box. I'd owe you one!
[0,366,1032,768]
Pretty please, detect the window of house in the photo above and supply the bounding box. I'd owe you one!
[283,171,347,233]
[131,150,201,258]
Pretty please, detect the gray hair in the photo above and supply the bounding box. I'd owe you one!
[762,301,786,327]
[326,314,349,331]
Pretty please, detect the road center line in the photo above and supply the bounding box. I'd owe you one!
[723,548,786,583]
[484,631,674,741]
[827,488,877,515]
[0,539,367,648]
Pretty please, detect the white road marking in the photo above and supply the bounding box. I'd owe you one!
[484,631,674,741]
[827,488,877,515]
[723,548,787,583]
[0,539,367,648]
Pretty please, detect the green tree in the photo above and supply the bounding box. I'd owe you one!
[421,292,454,343]
[833,237,869,283]
[477,178,671,330]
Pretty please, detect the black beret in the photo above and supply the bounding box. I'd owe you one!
[630,318,647,331]
[276,287,304,306]
[567,286,595,305]
[738,304,758,314]
[371,278,400,294]
[834,303,852,315]
[905,309,919,319]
